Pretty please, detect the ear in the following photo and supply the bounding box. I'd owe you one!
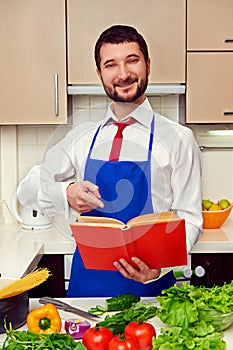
[96,68,102,81]
[147,58,151,75]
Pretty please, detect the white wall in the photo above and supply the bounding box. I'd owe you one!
[1,95,233,223]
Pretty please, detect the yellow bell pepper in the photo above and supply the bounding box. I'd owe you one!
[27,303,62,334]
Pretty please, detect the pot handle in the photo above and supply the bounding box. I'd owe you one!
[11,192,23,223]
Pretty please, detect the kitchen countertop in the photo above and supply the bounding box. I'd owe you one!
[0,214,233,278]
[0,297,233,348]
[191,214,233,254]
[0,222,76,278]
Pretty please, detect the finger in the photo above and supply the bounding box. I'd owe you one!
[132,257,161,279]
[131,257,149,273]
[113,261,133,279]
[77,205,94,213]
[113,259,140,280]
[83,191,104,208]
[83,181,102,199]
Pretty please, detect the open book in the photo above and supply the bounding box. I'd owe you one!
[70,212,187,270]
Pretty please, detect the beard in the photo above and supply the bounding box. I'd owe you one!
[101,73,149,103]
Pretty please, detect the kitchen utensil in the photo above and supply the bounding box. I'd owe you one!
[0,268,51,300]
[0,291,29,334]
[39,296,101,321]
[202,204,233,229]
[11,191,52,230]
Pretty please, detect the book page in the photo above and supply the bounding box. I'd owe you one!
[75,216,124,227]
[127,211,179,226]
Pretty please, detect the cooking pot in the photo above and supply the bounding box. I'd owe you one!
[0,278,29,334]
[11,192,52,230]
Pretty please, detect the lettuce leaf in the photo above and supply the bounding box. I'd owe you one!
[152,321,226,350]
[157,282,233,328]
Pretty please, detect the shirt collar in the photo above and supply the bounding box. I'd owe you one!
[101,98,154,130]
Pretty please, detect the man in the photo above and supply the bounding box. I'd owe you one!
[17,25,203,297]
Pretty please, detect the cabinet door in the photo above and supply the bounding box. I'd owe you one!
[67,0,185,84]
[191,253,224,288]
[0,0,67,124]
[187,0,233,51]
[186,53,233,123]
[29,255,66,298]
[224,254,233,284]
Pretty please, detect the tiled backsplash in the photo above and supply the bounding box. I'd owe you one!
[1,95,233,223]
[17,95,182,179]
[192,125,233,203]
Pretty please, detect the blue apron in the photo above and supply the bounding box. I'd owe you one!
[67,117,175,297]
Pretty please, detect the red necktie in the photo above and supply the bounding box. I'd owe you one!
[109,119,134,162]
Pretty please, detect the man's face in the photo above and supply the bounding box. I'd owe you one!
[97,42,150,104]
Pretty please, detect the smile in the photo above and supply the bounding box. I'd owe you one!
[115,80,137,89]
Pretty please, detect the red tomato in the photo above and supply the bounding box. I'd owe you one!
[108,334,139,350]
[82,326,114,350]
[124,322,156,350]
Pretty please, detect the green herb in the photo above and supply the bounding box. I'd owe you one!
[89,293,140,316]
[96,302,158,335]
[0,326,87,350]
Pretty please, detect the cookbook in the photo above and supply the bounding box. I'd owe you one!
[70,211,187,270]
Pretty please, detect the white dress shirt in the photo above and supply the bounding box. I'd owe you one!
[17,98,203,253]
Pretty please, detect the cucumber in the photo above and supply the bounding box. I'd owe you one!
[88,293,140,316]
[106,293,140,311]
[88,305,106,316]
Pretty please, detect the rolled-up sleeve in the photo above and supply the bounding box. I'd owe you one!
[17,122,96,218]
[171,128,203,253]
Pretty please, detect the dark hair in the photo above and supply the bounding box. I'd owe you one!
[94,25,149,71]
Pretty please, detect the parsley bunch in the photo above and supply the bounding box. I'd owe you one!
[0,327,86,350]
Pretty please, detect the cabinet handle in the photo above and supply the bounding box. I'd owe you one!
[54,74,59,116]
[223,111,233,115]
[224,38,233,43]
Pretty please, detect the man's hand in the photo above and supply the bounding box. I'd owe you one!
[113,257,161,283]
[67,181,104,213]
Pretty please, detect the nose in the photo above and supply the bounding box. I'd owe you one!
[117,63,130,80]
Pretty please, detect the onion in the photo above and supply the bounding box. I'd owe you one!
[64,319,91,339]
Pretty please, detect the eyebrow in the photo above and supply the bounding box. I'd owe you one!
[103,53,141,66]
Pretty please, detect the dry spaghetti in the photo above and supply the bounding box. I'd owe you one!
[0,268,51,299]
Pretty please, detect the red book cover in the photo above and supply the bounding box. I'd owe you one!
[70,212,187,271]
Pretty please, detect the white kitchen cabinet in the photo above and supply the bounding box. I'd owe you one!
[67,0,186,85]
[186,0,233,124]
[0,0,67,125]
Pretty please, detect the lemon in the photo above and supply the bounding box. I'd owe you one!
[209,203,221,211]
[202,199,213,210]
[219,199,231,210]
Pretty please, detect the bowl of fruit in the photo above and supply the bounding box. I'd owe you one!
[202,198,232,229]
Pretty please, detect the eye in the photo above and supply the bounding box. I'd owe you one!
[105,63,115,68]
[104,62,116,69]
[128,58,139,64]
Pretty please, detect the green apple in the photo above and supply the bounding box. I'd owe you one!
[219,199,231,210]
[202,199,213,210]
